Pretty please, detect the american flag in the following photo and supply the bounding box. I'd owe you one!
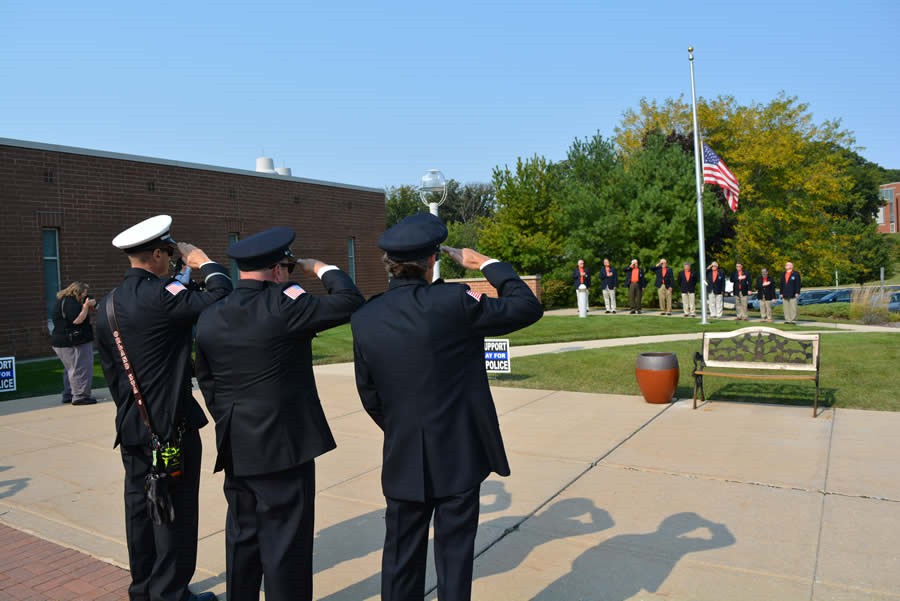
[283,284,306,300]
[702,143,740,212]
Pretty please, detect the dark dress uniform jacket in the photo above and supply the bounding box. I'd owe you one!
[622,266,646,289]
[731,271,752,295]
[351,262,543,502]
[96,264,232,447]
[706,270,726,294]
[678,270,697,293]
[756,276,777,300]
[651,266,674,289]
[194,270,364,477]
[780,270,802,299]
[572,267,591,289]
[599,267,618,289]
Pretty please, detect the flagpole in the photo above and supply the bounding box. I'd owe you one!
[689,46,709,325]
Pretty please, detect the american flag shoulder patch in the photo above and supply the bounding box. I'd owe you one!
[165,281,186,296]
[466,290,483,302]
[283,285,306,300]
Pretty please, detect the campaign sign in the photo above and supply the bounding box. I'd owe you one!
[0,356,15,393]
[484,339,511,374]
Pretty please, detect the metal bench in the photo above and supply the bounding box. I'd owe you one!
[693,326,821,417]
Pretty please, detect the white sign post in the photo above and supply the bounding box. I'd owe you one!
[0,357,16,393]
[484,339,511,374]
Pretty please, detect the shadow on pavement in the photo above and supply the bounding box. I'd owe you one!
[0,466,30,500]
[531,512,735,601]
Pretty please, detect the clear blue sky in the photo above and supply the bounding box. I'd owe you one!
[3,1,897,190]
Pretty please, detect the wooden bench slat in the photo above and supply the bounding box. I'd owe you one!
[694,371,816,381]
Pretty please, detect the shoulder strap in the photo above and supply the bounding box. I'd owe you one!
[105,289,157,440]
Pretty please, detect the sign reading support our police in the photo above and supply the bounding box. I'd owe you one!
[484,339,510,374]
[0,357,16,392]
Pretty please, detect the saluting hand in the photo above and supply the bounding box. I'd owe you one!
[442,246,491,271]
[296,258,327,276]
[177,242,212,270]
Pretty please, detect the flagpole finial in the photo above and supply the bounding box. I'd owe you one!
[688,46,694,60]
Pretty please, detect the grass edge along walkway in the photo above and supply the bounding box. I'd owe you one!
[491,332,900,412]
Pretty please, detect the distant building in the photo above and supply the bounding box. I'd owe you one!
[878,182,899,234]
[0,138,386,359]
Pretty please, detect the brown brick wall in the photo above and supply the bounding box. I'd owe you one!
[445,275,542,301]
[0,143,387,358]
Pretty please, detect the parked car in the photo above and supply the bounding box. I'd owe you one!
[747,292,782,310]
[797,290,834,305]
[888,292,900,313]
[817,289,853,304]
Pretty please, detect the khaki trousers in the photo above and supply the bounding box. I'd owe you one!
[783,297,798,323]
[681,293,695,316]
[657,286,672,313]
[760,299,773,321]
[602,288,616,312]
[735,295,749,319]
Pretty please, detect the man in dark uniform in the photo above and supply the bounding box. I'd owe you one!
[623,259,646,314]
[650,258,675,315]
[706,261,726,318]
[677,263,697,317]
[598,258,618,313]
[780,261,802,324]
[756,267,777,322]
[351,213,544,601]
[193,227,364,601]
[95,214,231,601]
[730,262,752,320]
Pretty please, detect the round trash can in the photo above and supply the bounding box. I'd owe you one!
[635,352,680,404]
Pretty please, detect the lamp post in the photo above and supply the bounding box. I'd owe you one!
[419,169,448,281]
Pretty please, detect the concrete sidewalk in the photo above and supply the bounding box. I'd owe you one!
[2,369,900,600]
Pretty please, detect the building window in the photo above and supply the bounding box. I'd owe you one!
[147,181,156,192]
[347,237,357,283]
[879,206,887,224]
[42,229,61,323]
[228,233,240,281]
[44,168,54,183]
[882,188,894,202]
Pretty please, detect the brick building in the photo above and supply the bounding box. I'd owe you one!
[0,138,386,359]
[878,182,899,234]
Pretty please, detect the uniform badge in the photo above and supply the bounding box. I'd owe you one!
[165,281,186,296]
[283,284,306,300]
[466,290,482,302]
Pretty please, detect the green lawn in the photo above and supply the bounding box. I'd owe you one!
[4,316,895,406]
[492,333,900,412]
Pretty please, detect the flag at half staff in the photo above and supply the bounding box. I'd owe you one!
[702,143,740,212]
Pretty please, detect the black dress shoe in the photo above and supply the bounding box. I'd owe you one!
[61,397,72,404]
[71,397,98,406]
[188,593,218,601]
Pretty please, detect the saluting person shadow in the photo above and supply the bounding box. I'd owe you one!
[530,512,736,601]
[317,482,616,601]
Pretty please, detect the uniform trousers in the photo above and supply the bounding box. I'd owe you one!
[121,428,201,601]
[735,294,749,319]
[224,460,316,601]
[783,297,798,323]
[657,286,672,313]
[382,486,480,601]
[760,299,773,321]
[681,292,695,316]
[708,293,724,318]
[53,342,94,402]
[628,283,643,312]
[602,288,616,312]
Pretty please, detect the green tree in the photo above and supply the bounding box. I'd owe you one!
[480,155,564,275]
[615,92,891,284]
[385,185,426,227]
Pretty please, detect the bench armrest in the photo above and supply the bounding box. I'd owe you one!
[693,351,705,372]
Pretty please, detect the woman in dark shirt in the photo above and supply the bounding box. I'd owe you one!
[50,281,97,405]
